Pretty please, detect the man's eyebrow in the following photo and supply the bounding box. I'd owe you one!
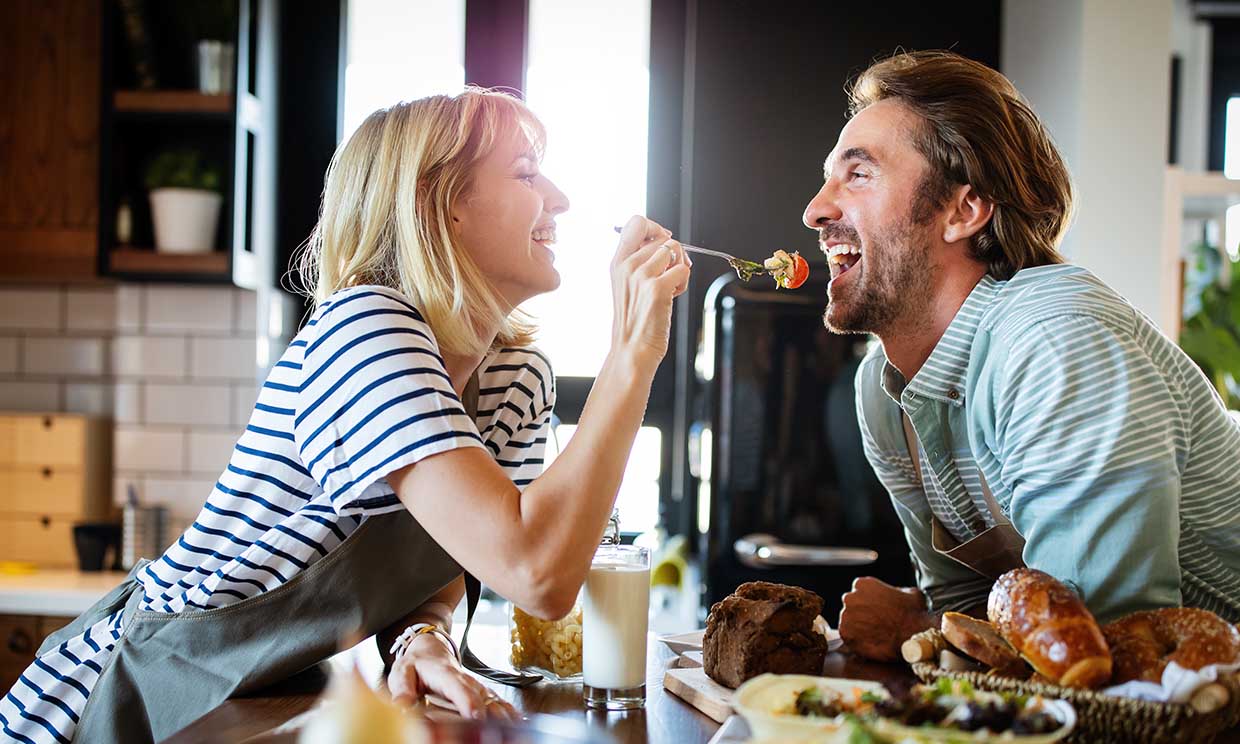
[825,146,879,177]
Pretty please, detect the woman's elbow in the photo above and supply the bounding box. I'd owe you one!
[517,565,581,621]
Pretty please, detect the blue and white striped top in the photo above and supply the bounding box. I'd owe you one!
[1,285,554,744]
[856,265,1240,624]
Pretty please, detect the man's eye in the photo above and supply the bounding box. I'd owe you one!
[848,170,870,182]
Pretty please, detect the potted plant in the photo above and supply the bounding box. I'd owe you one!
[145,149,223,254]
[1179,238,1240,410]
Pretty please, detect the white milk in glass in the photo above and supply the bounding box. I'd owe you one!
[582,551,650,697]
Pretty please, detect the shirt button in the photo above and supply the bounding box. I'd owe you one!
[947,389,959,400]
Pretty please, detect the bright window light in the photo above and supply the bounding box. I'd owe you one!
[1226,97,1240,181]
[341,0,465,142]
[545,425,661,535]
[521,0,651,377]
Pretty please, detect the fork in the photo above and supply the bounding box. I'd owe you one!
[610,226,768,280]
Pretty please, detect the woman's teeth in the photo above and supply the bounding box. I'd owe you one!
[826,244,860,265]
[532,228,556,244]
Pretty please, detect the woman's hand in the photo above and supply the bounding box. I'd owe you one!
[610,215,692,373]
[388,633,519,721]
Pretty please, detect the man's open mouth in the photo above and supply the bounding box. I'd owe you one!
[825,244,861,280]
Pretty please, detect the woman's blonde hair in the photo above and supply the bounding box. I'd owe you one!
[296,88,546,356]
[849,51,1074,279]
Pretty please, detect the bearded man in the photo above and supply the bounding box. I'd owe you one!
[806,51,1240,662]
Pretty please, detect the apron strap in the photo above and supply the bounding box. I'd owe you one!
[457,368,542,687]
[901,411,1009,527]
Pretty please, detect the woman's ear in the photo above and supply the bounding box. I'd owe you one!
[942,184,994,244]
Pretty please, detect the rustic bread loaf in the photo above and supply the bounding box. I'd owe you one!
[940,611,1029,678]
[987,568,1112,689]
[702,581,828,689]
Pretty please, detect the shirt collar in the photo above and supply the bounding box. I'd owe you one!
[881,274,1001,407]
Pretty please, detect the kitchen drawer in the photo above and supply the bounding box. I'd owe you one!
[0,467,110,519]
[0,515,78,568]
[0,613,40,692]
[11,415,90,467]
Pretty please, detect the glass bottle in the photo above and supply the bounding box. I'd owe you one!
[508,510,620,681]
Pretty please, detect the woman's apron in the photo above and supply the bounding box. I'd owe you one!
[901,413,1026,581]
[39,376,485,742]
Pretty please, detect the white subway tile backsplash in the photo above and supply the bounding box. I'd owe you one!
[0,381,60,412]
[116,285,143,331]
[190,336,256,381]
[65,289,117,332]
[113,475,143,508]
[22,337,108,376]
[145,286,234,334]
[64,383,113,417]
[0,337,17,374]
[232,381,259,428]
[115,426,187,472]
[142,476,216,519]
[188,430,239,475]
[235,289,257,333]
[114,382,142,424]
[145,382,232,426]
[0,288,63,331]
[113,336,187,378]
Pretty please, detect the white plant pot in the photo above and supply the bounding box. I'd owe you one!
[149,188,222,254]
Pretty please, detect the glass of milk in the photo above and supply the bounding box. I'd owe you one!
[582,544,651,710]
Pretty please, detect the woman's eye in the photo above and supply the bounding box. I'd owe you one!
[518,172,539,184]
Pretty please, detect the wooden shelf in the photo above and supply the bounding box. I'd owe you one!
[109,247,229,275]
[114,90,233,115]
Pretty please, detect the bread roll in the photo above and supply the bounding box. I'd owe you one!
[987,568,1112,689]
[940,612,1028,678]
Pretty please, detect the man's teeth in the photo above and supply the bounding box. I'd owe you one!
[532,228,556,243]
[825,244,861,264]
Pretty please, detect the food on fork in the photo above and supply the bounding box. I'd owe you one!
[940,612,1030,679]
[762,250,810,289]
[987,568,1112,689]
[1101,607,1240,684]
[702,581,829,688]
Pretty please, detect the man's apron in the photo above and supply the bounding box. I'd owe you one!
[901,413,1026,582]
[40,374,485,742]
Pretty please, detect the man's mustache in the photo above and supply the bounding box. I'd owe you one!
[819,224,861,245]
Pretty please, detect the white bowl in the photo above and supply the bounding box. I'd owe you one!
[733,674,888,743]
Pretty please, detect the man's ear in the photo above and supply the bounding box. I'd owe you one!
[942,184,994,244]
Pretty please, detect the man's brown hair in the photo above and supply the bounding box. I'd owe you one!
[849,50,1073,279]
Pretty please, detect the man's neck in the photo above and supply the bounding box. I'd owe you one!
[879,266,987,382]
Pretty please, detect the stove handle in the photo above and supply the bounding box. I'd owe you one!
[734,533,878,568]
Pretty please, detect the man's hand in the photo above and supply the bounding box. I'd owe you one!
[838,576,936,662]
[388,632,519,721]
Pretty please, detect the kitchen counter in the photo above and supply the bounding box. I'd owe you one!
[0,569,126,616]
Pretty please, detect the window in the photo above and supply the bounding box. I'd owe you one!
[1227,97,1240,260]
[341,0,465,141]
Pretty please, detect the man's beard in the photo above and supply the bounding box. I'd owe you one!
[823,218,935,336]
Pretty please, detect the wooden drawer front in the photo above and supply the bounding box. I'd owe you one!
[0,468,94,517]
[0,613,40,692]
[0,418,13,466]
[12,416,88,467]
[0,516,77,568]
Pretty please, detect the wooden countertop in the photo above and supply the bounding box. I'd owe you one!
[165,624,921,744]
[0,569,126,615]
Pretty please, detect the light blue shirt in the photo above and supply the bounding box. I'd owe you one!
[856,265,1240,623]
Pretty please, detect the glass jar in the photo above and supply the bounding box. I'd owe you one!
[508,510,621,681]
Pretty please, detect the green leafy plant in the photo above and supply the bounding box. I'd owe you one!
[1179,240,1240,409]
[144,149,222,192]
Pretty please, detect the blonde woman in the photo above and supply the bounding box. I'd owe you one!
[4,89,690,743]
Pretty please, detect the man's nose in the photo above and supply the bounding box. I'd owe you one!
[802,180,842,230]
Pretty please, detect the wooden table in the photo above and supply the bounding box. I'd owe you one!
[166,625,917,744]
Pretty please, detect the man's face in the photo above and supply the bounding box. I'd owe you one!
[802,99,943,336]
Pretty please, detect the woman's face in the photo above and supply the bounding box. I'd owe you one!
[452,129,570,310]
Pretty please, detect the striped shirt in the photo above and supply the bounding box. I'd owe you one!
[1,285,554,744]
[856,265,1240,623]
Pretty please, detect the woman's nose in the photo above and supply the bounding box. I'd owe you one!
[541,176,570,216]
[803,180,841,229]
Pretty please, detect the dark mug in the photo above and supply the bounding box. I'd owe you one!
[73,523,122,572]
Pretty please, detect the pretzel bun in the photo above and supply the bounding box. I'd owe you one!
[987,568,1112,688]
[1102,607,1240,684]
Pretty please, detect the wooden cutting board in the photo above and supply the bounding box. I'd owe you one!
[662,666,734,723]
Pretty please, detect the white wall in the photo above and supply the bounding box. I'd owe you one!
[1171,0,1212,172]
[1003,0,1173,331]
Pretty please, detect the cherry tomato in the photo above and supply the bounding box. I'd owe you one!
[785,252,810,289]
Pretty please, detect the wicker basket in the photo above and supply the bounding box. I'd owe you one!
[906,629,1240,743]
